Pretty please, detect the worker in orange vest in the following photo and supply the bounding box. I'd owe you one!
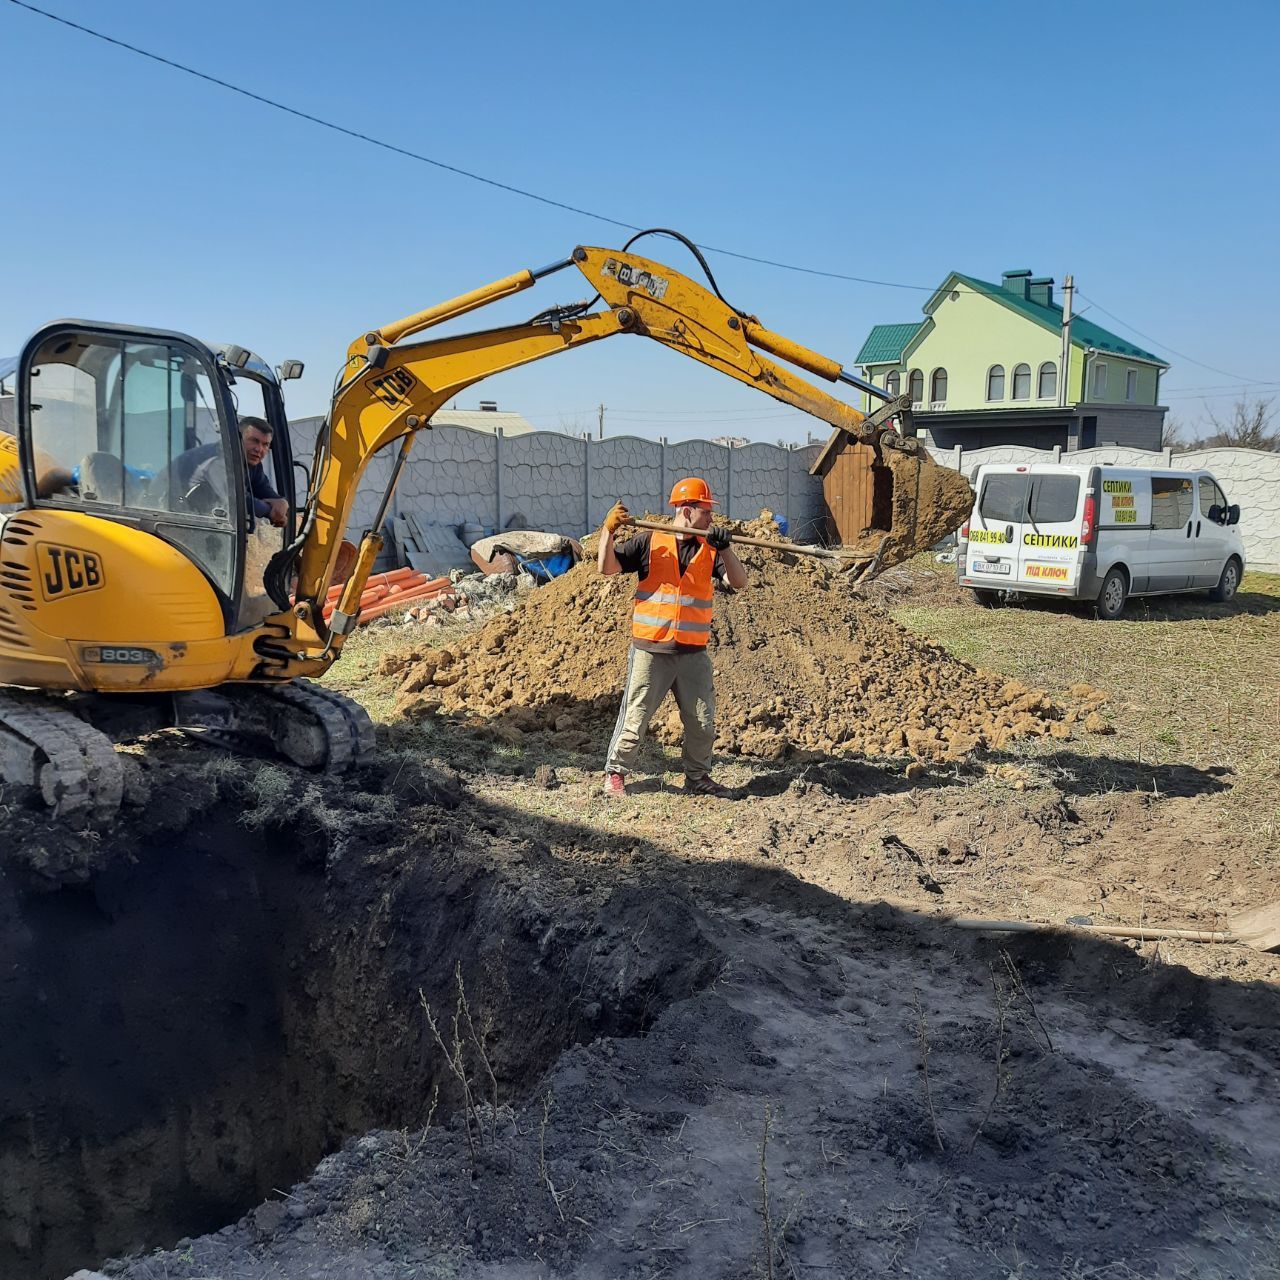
[597,477,748,798]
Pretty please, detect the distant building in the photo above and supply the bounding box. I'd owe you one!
[854,270,1170,452]
[711,435,749,448]
[430,401,536,436]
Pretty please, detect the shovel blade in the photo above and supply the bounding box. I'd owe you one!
[1229,902,1280,952]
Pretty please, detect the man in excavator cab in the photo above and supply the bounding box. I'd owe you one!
[166,416,288,527]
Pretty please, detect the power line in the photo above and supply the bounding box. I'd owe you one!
[3,0,928,292]
[9,1,1275,385]
[1073,290,1266,384]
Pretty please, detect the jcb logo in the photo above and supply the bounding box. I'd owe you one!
[368,366,419,408]
[37,544,105,600]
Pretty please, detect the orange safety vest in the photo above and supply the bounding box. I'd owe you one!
[632,531,715,648]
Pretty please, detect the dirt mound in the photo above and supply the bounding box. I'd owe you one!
[388,516,1097,763]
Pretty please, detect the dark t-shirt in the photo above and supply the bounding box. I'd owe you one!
[614,529,728,653]
[173,442,281,518]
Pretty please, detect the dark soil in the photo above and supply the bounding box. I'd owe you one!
[5,746,1278,1280]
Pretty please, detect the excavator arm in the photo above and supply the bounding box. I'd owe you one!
[264,240,969,675]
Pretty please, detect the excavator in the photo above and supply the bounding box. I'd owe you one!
[0,231,972,821]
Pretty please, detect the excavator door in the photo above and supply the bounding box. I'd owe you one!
[15,320,253,632]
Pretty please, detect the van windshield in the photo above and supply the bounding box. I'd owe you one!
[1029,475,1080,523]
[979,474,1028,523]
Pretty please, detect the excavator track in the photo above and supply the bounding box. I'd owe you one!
[220,680,376,771]
[0,691,124,822]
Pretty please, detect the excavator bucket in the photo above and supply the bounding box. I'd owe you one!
[835,431,974,579]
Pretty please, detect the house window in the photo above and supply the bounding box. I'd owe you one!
[1092,361,1108,398]
[1011,363,1031,400]
[1037,362,1057,399]
[908,369,923,406]
[1126,369,1137,402]
[986,364,1005,400]
[929,368,947,406]
[885,370,900,396]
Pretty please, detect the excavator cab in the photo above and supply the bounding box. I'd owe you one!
[15,321,297,630]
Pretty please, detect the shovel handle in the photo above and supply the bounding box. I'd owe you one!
[623,517,851,562]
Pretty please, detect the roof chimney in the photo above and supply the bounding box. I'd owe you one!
[1001,269,1032,300]
[1028,276,1054,308]
[479,400,498,412]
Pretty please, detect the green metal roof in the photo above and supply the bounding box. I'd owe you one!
[948,273,1167,365]
[855,322,923,365]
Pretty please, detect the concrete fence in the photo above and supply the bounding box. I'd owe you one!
[288,417,827,543]
[286,417,1280,574]
[926,442,1280,573]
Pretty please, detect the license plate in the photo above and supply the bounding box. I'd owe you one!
[973,559,1011,576]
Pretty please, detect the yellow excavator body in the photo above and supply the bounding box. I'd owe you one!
[0,508,254,692]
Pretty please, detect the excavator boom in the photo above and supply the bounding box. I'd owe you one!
[271,239,971,675]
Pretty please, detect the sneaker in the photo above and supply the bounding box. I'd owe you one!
[603,771,627,797]
[684,774,733,798]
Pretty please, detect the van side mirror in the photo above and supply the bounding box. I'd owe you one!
[1228,504,1241,526]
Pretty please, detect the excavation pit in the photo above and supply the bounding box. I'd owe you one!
[0,794,721,1280]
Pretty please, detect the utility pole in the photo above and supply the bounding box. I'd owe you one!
[597,403,605,439]
[1058,274,1073,409]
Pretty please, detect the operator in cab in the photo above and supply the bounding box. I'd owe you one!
[171,416,288,527]
[596,477,747,799]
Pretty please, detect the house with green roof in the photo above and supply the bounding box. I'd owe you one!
[854,270,1169,451]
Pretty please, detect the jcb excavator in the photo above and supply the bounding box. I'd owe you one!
[0,231,971,820]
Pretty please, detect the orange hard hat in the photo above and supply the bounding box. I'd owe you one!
[669,477,718,508]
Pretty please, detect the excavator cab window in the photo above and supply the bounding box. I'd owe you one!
[20,325,246,609]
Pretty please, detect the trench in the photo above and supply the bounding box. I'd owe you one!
[0,812,717,1280]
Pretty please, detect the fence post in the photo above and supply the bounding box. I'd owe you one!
[724,441,733,518]
[659,437,667,510]
[785,444,792,527]
[1052,444,1062,462]
[582,433,592,535]
[952,443,962,473]
[494,427,504,532]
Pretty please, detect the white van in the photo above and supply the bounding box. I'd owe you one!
[956,463,1244,619]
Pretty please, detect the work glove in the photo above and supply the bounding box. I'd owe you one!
[705,524,732,551]
[603,501,631,535]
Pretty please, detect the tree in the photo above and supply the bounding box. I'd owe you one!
[1201,396,1277,450]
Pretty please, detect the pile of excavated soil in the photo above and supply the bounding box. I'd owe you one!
[387,516,1105,762]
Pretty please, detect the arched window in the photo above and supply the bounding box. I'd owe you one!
[930,368,948,405]
[1037,361,1057,399]
[986,364,1005,400]
[885,370,900,396]
[1011,363,1031,400]
[908,369,924,405]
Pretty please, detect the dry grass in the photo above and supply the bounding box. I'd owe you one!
[890,566,1280,865]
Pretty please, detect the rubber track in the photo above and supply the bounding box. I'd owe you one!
[0,692,123,820]
[248,680,375,770]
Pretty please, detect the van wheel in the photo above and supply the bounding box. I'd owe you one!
[1095,568,1128,620]
[1209,558,1241,604]
[971,588,1003,608]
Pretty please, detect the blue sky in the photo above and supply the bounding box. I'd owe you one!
[2,0,1276,443]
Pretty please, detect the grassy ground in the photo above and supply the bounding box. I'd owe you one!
[890,563,1280,865]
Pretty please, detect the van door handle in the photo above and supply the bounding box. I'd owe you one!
[1185,521,1192,538]
[1005,524,1013,543]
[1196,521,1201,536]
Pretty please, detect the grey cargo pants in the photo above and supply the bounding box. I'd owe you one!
[605,647,716,781]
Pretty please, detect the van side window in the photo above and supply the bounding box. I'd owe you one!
[1198,476,1228,522]
[1151,476,1193,530]
[979,474,1028,523]
[1029,475,1080,523]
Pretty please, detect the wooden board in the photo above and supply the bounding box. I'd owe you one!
[823,442,876,545]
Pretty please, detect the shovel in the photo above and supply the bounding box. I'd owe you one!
[622,517,893,580]
[947,905,1280,952]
